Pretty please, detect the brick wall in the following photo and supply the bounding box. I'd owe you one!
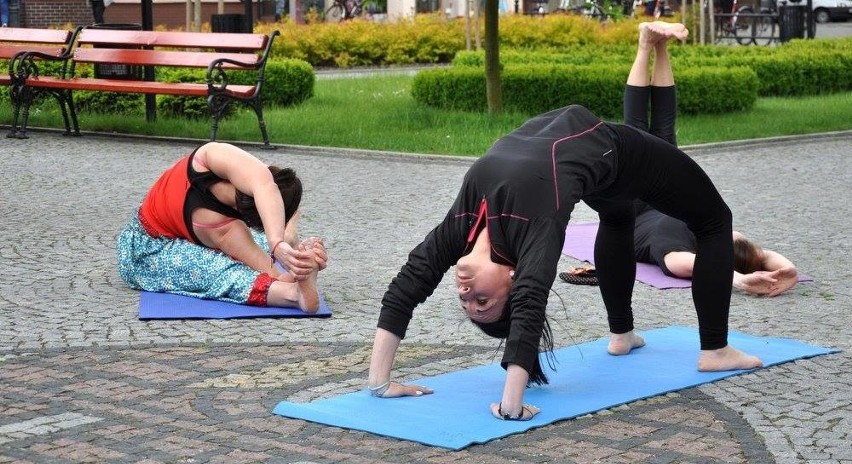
[21,0,95,28]
[18,0,275,29]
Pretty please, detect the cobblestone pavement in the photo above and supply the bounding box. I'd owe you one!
[1,129,850,463]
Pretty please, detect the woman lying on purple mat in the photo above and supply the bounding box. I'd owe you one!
[367,21,762,421]
[630,202,799,297]
[116,142,326,312]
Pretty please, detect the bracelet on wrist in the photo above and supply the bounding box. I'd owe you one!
[368,380,390,397]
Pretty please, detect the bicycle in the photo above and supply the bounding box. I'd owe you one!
[714,0,756,45]
[325,0,362,22]
[751,0,778,45]
[570,0,620,21]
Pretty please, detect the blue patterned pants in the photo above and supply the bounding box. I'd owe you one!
[116,212,269,304]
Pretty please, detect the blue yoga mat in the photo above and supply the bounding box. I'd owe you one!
[272,326,838,450]
[138,290,331,320]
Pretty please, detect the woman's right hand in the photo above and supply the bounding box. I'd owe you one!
[272,241,316,280]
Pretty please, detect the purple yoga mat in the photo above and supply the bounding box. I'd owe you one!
[561,222,811,290]
[562,223,690,289]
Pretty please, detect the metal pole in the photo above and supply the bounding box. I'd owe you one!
[142,0,156,122]
[244,0,254,32]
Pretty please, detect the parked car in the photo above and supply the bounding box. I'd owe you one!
[809,0,852,23]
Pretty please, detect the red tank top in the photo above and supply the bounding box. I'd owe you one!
[139,156,193,241]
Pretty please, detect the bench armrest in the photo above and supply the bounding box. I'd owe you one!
[11,50,73,80]
[205,30,278,91]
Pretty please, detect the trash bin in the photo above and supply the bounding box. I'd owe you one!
[778,0,807,43]
[9,0,22,27]
[89,23,144,80]
[211,14,247,33]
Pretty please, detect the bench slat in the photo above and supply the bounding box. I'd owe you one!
[72,48,260,68]
[26,76,257,97]
[0,45,66,60]
[76,29,267,51]
[0,27,72,44]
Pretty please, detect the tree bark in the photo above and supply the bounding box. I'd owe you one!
[484,0,502,113]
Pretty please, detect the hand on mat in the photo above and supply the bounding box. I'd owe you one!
[383,381,433,398]
[490,402,540,421]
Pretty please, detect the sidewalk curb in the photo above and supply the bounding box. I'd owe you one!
[8,127,850,163]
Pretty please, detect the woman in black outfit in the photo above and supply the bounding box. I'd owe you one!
[367,22,762,421]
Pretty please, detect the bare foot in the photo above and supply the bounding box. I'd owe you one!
[296,268,320,313]
[608,331,646,355]
[697,345,763,371]
[639,21,689,48]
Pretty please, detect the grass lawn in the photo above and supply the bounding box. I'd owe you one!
[3,74,851,156]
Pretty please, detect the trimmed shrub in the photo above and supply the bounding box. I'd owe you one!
[412,64,758,116]
[453,40,850,100]
[261,58,316,106]
[75,91,145,115]
[258,14,650,68]
[677,66,758,114]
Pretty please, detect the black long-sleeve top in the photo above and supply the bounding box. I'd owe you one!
[378,105,620,375]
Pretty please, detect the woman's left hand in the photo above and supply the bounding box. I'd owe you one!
[490,402,541,421]
[380,381,433,398]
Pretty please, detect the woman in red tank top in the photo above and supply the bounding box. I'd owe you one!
[117,142,326,312]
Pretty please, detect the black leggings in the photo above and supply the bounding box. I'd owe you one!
[584,85,733,350]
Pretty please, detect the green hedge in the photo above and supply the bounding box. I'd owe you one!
[673,50,852,97]
[452,37,852,100]
[412,64,758,117]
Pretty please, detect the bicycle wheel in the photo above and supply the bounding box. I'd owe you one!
[734,6,755,45]
[752,12,775,46]
[324,4,345,22]
[713,13,733,44]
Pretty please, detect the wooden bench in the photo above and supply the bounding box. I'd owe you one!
[13,28,280,147]
[1,27,80,138]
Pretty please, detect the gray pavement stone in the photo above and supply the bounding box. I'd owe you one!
[0,128,850,462]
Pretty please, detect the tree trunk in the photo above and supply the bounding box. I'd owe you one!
[484,0,502,113]
[465,0,471,49]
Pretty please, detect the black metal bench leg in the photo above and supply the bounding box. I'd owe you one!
[208,94,227,142]
[65,90,81,136]
[14,87,34,139]
[54,91,73,136]
[249,99,274,149]
[7,85,25,138]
